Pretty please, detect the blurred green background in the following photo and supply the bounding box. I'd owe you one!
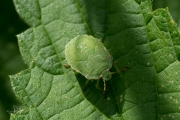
[0,0,28,119]
[0,0,180,120]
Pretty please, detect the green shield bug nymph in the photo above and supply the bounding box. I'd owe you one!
[65,35,113,98]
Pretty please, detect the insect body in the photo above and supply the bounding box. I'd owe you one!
[65,35,113,97]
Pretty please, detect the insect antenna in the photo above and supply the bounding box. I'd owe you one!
[111,66,131,74]
[119,66,130,73]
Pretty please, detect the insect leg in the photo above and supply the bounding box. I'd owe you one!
[83,80,90,91]
[95,80,100,89]
[103,80,106,99]
[95,80,104,91]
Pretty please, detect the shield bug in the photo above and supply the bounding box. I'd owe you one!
[65,35,113,98]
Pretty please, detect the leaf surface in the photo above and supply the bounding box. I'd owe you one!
[11,0,180,119]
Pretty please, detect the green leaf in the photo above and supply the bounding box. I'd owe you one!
[11,0,180,119]
[153,0,180,29]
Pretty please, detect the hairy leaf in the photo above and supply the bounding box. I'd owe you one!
[11,0,180,119]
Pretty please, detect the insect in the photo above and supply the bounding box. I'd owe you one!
[65,35,113,98]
